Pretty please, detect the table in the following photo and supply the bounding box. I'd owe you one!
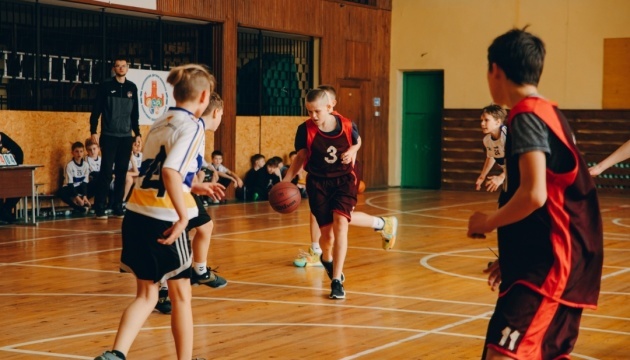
[0,165,42,225]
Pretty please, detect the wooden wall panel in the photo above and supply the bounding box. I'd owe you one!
[603,38,630,109]
[236,0,323,36]
[442,109,630,193]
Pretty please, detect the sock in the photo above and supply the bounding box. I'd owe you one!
[311,242,322,254]
[111,350,126,360]
[194,262,207,275]
[158,279,167,291]
[373,217,385,230]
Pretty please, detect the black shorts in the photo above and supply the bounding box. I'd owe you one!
[306,173,357,227]
[120,210,192,282]
[187,193,212,230]
[483,284,583,359]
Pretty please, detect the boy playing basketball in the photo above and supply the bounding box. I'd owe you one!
[467,28,603,359]
[284,88,395,299]
[476,104,507,192]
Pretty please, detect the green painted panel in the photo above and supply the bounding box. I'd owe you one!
[401,72,443,188]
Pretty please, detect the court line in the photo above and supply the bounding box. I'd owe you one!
[0,322,486,360]
[341,310,494,359]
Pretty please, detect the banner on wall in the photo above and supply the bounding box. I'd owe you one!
[127,68,174,125]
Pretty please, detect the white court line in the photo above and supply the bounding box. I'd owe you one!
[601,268,630,280]
[612,218,630,228]
[340,310,494,360]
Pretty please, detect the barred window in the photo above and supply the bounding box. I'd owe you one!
[237,28,313,116]
[0,0,219,111]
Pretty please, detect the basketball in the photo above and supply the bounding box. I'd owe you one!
[268,182,302,214]
[358,180,366,194]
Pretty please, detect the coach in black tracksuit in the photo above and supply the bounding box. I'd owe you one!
[89,58,140,219]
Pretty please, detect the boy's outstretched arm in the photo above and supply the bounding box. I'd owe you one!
[282,149,307,182]
[590,139,630,176]
[468,151,547,237]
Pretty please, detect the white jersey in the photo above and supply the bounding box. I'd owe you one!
[483,125,507,165]
[128,152,143,171]
[211,163,229,173]
[126,108,205,222]
[86,155,101,173]
[64,159,90,187]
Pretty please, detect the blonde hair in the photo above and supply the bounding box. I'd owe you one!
[202,92,224,117]
[167,64,216,103]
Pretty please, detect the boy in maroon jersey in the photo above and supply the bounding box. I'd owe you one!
[468,27,603,359]
[283,88,362,299]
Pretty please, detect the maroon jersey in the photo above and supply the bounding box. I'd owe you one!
[302,115,355,178]
[499,97,603,309]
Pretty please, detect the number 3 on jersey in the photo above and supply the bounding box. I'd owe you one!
[325,145,338,164]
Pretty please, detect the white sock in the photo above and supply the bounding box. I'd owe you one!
[194,262,207,275]
[373,217,385,230]
[311,242,322,254]
[159,280,168,291]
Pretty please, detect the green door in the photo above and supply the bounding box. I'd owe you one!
[401,71,444,188]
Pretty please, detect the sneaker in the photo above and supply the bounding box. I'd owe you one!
[293,248,323,267]
[111,209,125,218]
[155,289,172,314]
[94,351,124,360]
[191,267,227,288]
[329,279,345,299]
[95,211,108,220]
[320,256,344,283]
[379,216,398,250]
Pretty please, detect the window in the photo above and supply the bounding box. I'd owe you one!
[0,0,219,111]
[237,28,313,116]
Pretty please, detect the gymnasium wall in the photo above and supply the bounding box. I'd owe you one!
[0,110,304,196]
[388,0,630,186]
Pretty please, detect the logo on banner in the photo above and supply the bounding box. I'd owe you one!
[140,74,168,121]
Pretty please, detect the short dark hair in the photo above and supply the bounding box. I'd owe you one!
[487,27,545,86]
[211,150,223,158]
[289,151,297,157]
[266,157,281,168]
[71,141,84,151]
[481,104,507,123]
[250,153,265,166]
[306,88,329,103]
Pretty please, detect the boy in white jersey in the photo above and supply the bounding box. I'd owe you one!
[85,138,101,199]
[58,141,91,212]
[94,64,216,360]
[123,135,143,201]
[476,104,507,192]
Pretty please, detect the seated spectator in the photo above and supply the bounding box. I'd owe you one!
[0,131,24,223]
[208,150,243,202]
[249,157,282,201]
[123,135,142,201]
[85,138,101,199]
[239,153,266,201]
[58,141,91,213]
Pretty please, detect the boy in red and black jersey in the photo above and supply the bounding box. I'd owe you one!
[283,88,360,299]
[468,28,603,360]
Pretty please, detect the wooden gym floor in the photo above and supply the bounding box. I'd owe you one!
[1,189,629,359]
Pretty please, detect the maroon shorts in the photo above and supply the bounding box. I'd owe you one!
[483,284,583,359]
[306,173,357,227]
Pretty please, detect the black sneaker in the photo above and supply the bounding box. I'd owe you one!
[320,256,345,283]
[191,267,227,288]
[94,351,125,360]
[111,209,125,218]
[329,279,345,299]
[155,289,172,314]
[95,210,108,220]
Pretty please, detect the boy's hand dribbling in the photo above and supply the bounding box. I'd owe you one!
[484,175,504,192]
[475,176,485,191]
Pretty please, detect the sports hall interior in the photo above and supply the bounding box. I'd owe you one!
[1,0,629,359]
